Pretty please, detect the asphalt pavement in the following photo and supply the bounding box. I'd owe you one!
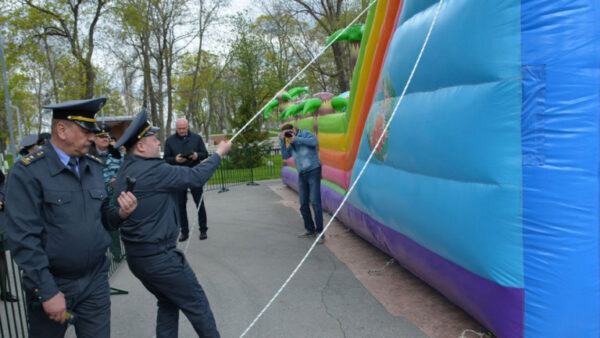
[101,180,428,338]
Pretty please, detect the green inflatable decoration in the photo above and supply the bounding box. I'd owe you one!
[264,99,279,118]
[330,96,348,113]
[302,98,323,116]
[291,102,305,117]
[280,92,292,101]
[279,106,293,121]
[288,87,309,99]
[327,24,365,45]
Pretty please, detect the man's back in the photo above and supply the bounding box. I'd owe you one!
[113,153,221,252]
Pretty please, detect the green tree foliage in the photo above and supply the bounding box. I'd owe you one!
[0,0,366,157]
[173,50,223,135]
[226,13,271,168]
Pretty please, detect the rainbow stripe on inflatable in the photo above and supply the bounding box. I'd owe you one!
[280,1,600,336]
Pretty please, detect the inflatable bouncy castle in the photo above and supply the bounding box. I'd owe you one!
[278,1,600,337]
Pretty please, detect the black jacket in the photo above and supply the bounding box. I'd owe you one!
[163,132,208,167]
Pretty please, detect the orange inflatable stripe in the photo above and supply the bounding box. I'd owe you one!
[319,148,352,171]
[345,0,404,170]
[344,0,388,147]
[318,1,404,173]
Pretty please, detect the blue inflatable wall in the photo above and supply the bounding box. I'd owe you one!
[345,0,600,336]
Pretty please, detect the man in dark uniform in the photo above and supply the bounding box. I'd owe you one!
[37,132,51,146]
[113,109,231,338]
[4,97,137,338]
[16,134,40,162]
[89,122,112,163]
[163,118,209,242]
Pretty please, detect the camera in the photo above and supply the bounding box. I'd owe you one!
[284,130,294,138]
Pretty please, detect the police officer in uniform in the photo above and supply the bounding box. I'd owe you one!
[4,97,137,338]
[16,134,40,162]
[89,123,112,163]
[113,109,231,338]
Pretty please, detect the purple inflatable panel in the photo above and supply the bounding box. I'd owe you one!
[281,167,523,337]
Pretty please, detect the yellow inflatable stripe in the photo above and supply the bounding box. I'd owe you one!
[344,0,388,148]
[318,133,348,152]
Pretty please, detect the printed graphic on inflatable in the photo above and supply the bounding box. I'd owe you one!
[366,75,396,161]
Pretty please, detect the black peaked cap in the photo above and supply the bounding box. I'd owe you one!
[43,97,106,132]
[114,107,159,149]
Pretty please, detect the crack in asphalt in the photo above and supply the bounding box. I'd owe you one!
[321,254,347,338]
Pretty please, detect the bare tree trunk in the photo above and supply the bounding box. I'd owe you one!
[41,37,59,102]
[185,0,226,120]
[156,62,165,141]
[83,59,95,98]
[331,43,349,92]
[165,48,173,137]
[36,77,43,133]
[25,0,106,98]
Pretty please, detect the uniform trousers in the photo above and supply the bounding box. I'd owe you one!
[126,248,219,338]
[26,257,110,338]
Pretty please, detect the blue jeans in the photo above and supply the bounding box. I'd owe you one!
[298,166,323,234]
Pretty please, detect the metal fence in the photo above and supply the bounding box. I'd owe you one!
[0,232,128,337]
[205,146,283,192]
[0,146,284,336]
[0,233,28,338]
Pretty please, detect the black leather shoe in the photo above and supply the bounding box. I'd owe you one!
[199,231,207,240]
[178,233,189,242]
[297,231,316,238]
[0,292,18,302]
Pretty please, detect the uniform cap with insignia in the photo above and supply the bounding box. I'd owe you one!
[115,107,159,149]
[19,134,39,149]
[43,97,106,132]
[96,122,111,137]
[37,132,51,146]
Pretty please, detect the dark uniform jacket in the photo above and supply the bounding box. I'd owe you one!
[4,146,122,301]
[89,146,109,164]
[113,153,221,256]
[164,132,209,167]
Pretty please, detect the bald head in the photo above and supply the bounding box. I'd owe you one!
[176,118,189,137]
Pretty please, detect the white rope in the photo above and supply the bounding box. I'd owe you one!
[239,1,444,336]
[459,329,488,338]
[229,0,377,143]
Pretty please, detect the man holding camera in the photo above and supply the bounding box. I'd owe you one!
[164,118,210,242]
[280,124,324,243]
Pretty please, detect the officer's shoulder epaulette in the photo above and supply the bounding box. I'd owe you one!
[85,154,103,165]
[20,150,45,166]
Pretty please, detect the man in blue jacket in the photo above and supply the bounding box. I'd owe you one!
[280,124,323,242]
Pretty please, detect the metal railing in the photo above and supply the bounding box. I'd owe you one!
[0,230,127,337]
[205,146,283,193]
[0,233,28,338]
